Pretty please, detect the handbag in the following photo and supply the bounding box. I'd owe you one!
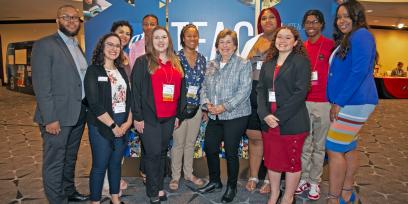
[182,104,200,119]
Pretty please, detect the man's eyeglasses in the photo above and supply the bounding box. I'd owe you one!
[143,23,157,27]
[59,15,81,22]
[304,20,321,26]
[105,42,121,50]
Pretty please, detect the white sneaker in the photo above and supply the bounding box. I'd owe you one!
[308,183,320,200]
[295,180,309,195]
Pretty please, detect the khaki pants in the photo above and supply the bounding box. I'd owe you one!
[301,102,331,184]
[171,108,202,180]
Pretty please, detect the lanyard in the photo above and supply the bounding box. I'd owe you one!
[272,64,281,91]
[306,39,324,71]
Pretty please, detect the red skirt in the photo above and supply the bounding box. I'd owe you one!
[262,103,308,172]
[262,127,307,172]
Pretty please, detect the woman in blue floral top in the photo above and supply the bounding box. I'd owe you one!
[169,24,206,191]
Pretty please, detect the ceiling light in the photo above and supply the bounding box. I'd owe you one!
[366,9,373,13]
[397,23,404,29]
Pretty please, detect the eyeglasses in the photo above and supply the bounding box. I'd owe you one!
[143,23,157,27]
[153,35,168,40]
[304,20,320,26]
[105,42,121,50]
[59,15,80,22]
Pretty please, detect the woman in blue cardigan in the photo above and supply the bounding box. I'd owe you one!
[326,1,378,204]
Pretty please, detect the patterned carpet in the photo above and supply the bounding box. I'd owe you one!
[0,87,407,204]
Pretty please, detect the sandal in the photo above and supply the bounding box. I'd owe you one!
[185,175,204,186]
[340,188,356,204]
[169,179,179,191]
[120,179,128,190]
[259,179,271,194]
[245,177,259,192]
[326,193,340,204]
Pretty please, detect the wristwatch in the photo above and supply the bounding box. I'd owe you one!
[110,123,117,129]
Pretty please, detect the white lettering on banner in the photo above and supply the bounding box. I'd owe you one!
[210,22,225,60]
[193,21,208,45]
[234,21,254,55]
[171,21,254,60]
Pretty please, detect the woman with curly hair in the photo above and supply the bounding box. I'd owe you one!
[240,6,282,194]
[84,33,132,204]
[257,26,311,204]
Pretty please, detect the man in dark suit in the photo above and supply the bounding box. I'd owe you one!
[31,5,89,204]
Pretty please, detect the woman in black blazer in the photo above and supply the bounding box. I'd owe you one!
[84,33,132,204]
[257,26,311,204]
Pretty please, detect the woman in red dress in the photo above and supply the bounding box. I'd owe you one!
[257,26,311,204]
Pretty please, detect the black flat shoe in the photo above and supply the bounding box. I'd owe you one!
[67,191,89,202]
[197,181,223,194]
[150,197,160,204]
[221,185,237,203]
[159,192,167,201]
[110,201,125,204]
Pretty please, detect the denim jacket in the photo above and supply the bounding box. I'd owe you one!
[200,53,252,120]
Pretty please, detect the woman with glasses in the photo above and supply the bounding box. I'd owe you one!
[131,26,186,204]
[84,33,132,204]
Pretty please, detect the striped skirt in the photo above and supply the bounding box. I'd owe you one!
[326,104,376,153]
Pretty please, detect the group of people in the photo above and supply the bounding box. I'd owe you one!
[31,1,378,204]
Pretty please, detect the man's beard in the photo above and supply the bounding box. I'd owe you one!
[59,24,80,37]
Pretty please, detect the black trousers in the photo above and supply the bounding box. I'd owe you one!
[141,117,175,198]
[204,116,249,187]
[40,105,86,204]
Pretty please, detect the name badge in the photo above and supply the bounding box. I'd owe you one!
[98,76,108,82]
[187,85,199,98]
[256,61,263,70]
[268,91,276,102]
[114,102,126,113]
[311,71,318,86]
[163,84,175,102]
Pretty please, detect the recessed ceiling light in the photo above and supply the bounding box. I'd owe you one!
[366,9,373,13]
[397,23,404,29]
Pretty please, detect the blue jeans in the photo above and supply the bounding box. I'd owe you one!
[88,113,128,201]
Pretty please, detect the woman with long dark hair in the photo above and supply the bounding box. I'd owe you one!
[131,26,186,204]
[84,33,132,204]
[326,1,378,203]
[257,26,311,204]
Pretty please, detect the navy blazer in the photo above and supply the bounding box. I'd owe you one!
[131,55,186,126]
[257,52,311,135]
[84,64,131,140]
